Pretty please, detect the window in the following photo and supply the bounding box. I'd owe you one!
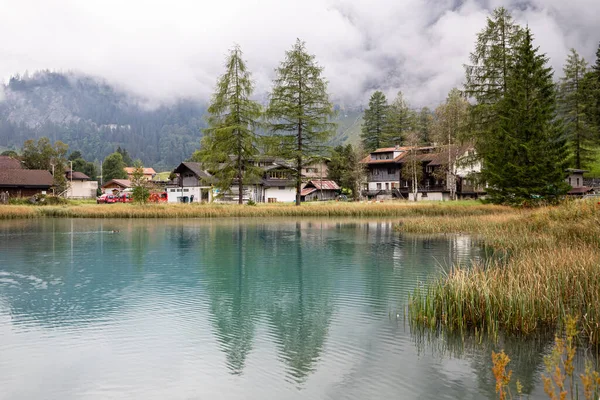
[392,182,397,189]
[305,168,318,173]
[387,168,395,175]
[426,166,434,173]
[373,169,380,175]
[385,183,389,190]
[269,171,288,179]
[376,183,382,190]
[183,189,189,192]
[278,186,286,190]
[577,178,580,186]
[569,177,572,185]
[170,189,176,192]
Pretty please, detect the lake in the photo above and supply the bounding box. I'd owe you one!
[0,218,553,399]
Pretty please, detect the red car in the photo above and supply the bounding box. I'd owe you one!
[117,192,133,203]
[96,194,117,204]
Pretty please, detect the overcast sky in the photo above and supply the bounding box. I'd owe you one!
[0,0,598,108]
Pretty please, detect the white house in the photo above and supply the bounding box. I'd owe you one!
[167,162,213,203]
[66,171,98,199]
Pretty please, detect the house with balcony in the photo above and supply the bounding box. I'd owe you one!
[361,145,484,201]
[166,162,213,203]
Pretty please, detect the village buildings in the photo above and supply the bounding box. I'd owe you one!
[361,145,484,201]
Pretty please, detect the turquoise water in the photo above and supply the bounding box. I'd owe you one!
[0,218,551,399]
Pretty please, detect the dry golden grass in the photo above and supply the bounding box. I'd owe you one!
[406,199,600,345]
[0,200,510,219]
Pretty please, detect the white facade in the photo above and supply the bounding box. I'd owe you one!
[167,186,212,203]
[264,187,296,203]
[67,180,98,199]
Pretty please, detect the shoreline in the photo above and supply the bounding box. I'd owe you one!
[0,201,510,219]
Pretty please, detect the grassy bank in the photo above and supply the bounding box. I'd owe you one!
[404,200,600,345]
[0,200,512,219]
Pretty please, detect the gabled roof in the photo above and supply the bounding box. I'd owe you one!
[174,162,212,179]
[124,167,157,175]
[304,180,340,190]
[0,156,23,170]
[102,179,131,189]
[301,187,317,196]
[0,169,53,188]
[66,171,91,180]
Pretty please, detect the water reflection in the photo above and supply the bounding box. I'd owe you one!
[0,217,538,399]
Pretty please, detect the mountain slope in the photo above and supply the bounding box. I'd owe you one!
[0,71,362,170]
[0,71,207,170]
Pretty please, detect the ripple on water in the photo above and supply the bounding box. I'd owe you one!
[0,218,537,400]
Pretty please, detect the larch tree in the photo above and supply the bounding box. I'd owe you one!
[464,7,524,158]
[484,29,569,205]
[383,91,415,146]
[266,39,337,206]
[416,107,434,145]
[559,49,594,169]
[431,88,470,200]
[360,91,388,152]
[197,45,262,204]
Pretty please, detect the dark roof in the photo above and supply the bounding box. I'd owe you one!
[66,171,91,180]
[262,179,296,187]
[566,168,588,174]
[0,169,53,188]
[301,187,317,196]
[102,179,131,189]
[0,156,23,170]
[174,162,212,179]
[304,180,340,190]
[568,186,593,195]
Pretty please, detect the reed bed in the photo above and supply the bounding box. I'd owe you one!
[0,200,511,219]
[0,205,41,219]
[404,199,600,345]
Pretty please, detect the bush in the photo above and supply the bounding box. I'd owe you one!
[246,199,256,206]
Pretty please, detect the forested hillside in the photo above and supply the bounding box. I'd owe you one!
[0,71,207,170]
[0,71,362,170]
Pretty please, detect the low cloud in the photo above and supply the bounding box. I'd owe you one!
[0,0,597,108]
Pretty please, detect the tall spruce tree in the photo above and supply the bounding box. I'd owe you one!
[558,49,593,169]
[360,91,388,152]
[383,91,415,146]
[484,29,569,205]
[266,39,336,206]
[197,45,262,204]
[589,42,600,138]
[464,7,524,156]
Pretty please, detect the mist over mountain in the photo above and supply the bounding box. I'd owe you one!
[0,71,208,170]
[0,71,362,170]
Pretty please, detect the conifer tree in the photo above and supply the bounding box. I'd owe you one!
[383,91,415,146]
[558,49,593,169]
[360,91,388,152]
[416,107,434,145]
[464,7,524,156]
[588,42,600,137]
[102,152,128,182]
[266,39,336,206]
[198,45,262,204]
[484,29,569,205]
